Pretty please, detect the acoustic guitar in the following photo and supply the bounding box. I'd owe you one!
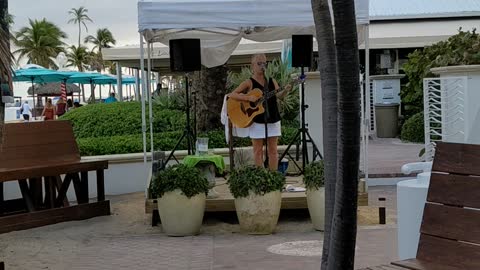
[227,77,304,128]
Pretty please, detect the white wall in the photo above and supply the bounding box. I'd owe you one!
[302,71,323,157]
[2,160,151,201]
[2,146,298,201]
[432,65,480,145]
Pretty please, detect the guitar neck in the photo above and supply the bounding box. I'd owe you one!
[256,77,303,103]
[263,87,284,100]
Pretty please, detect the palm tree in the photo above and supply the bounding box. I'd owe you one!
[12,19,67,68]
[105,60,116,75]
[84,28,116,54]
[326,0,361,269]
[311,0,338,269]
[67,45,91,102]
[66,45,90,72]
[84,28,116,72]
[68,6,93,47]
[87,51,104,72]
[192,65,228,132]
[1,0,12,146]
[1,12,12,29]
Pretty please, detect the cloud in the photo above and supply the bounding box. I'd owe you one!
[9,0,138,47]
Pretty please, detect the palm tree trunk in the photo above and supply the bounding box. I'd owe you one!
[311,0,338,269]
[192,65,228,132]
[81,84,86,102]
[90,83,95,103]
[0,0,10,147]
[78,23,81,47]
[326,0,361,269]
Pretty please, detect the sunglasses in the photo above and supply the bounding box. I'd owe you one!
[257,62,268,66]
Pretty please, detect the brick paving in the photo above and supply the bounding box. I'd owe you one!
[1,186,400,270]
[362,138,423,176]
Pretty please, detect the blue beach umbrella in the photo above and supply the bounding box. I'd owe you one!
[13,66,75,115]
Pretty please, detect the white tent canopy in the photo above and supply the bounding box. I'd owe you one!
[138,0,369,67]
[137,0,372,187]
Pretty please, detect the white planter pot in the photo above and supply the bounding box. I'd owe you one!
[157,189,206,236]
[234,190,281,234]
[306,187,325,231]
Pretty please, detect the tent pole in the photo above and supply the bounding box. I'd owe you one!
[135,69,140,101]
[116,62,123,101]
[140,33,148,195]
[147,41,154,161]
[31,79,36,120]
[364,25,370,183]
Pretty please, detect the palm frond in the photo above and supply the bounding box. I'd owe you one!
[12,19,67,68]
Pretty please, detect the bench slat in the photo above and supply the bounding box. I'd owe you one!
[357,264,406,270]
[421,203,480,244]
[432,142,480,176]
[1,143,80,168]
[1,130,76,148]
[0,200,110,234]
[0,160,108,182]
[392,258,465,270]
[0,121,81,170]
[427,173,480,208]
[415,234,480,269]
[2,120,73,136]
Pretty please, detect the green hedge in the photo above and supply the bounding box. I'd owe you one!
[78,127,298,156]
[62,101,301,156]
[400,112,424,143]
[401,30,480,118]
[60,102,186,138]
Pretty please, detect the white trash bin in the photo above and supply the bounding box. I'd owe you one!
[396,161,432,260]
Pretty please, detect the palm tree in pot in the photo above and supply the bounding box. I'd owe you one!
[228,166,285,234]
[150,164,209,236]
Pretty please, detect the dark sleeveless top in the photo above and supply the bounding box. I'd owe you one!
[250,77,281,124]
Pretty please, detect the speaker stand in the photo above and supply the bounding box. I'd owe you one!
[278,67,322,174]
[163,74,196,167]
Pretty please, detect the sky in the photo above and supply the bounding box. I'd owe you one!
[7,0,139,103]
[9,0,139,47]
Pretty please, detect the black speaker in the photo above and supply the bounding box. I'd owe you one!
[169,39,201,72]
[292,35,313,68]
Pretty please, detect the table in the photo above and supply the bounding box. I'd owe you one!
[183,155,225,198]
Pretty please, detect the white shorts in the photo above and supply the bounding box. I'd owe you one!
[249,121,282,139]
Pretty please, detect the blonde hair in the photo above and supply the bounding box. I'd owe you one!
[251,53,266,65]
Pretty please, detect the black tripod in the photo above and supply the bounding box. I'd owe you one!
[279,67,322,174]
[163,74,196,166]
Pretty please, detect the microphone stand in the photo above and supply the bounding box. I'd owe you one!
[263,73,270,169]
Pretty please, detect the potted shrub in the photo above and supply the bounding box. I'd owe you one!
[228,166,285,234]
[150,164,209,236]
[303,161,325,231]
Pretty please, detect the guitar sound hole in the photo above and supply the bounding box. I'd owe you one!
[246,107,259,117]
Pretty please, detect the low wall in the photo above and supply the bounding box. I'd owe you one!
[3,146,299,201]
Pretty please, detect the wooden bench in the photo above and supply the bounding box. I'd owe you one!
[0,121,109,234]
[360,142,480,270]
